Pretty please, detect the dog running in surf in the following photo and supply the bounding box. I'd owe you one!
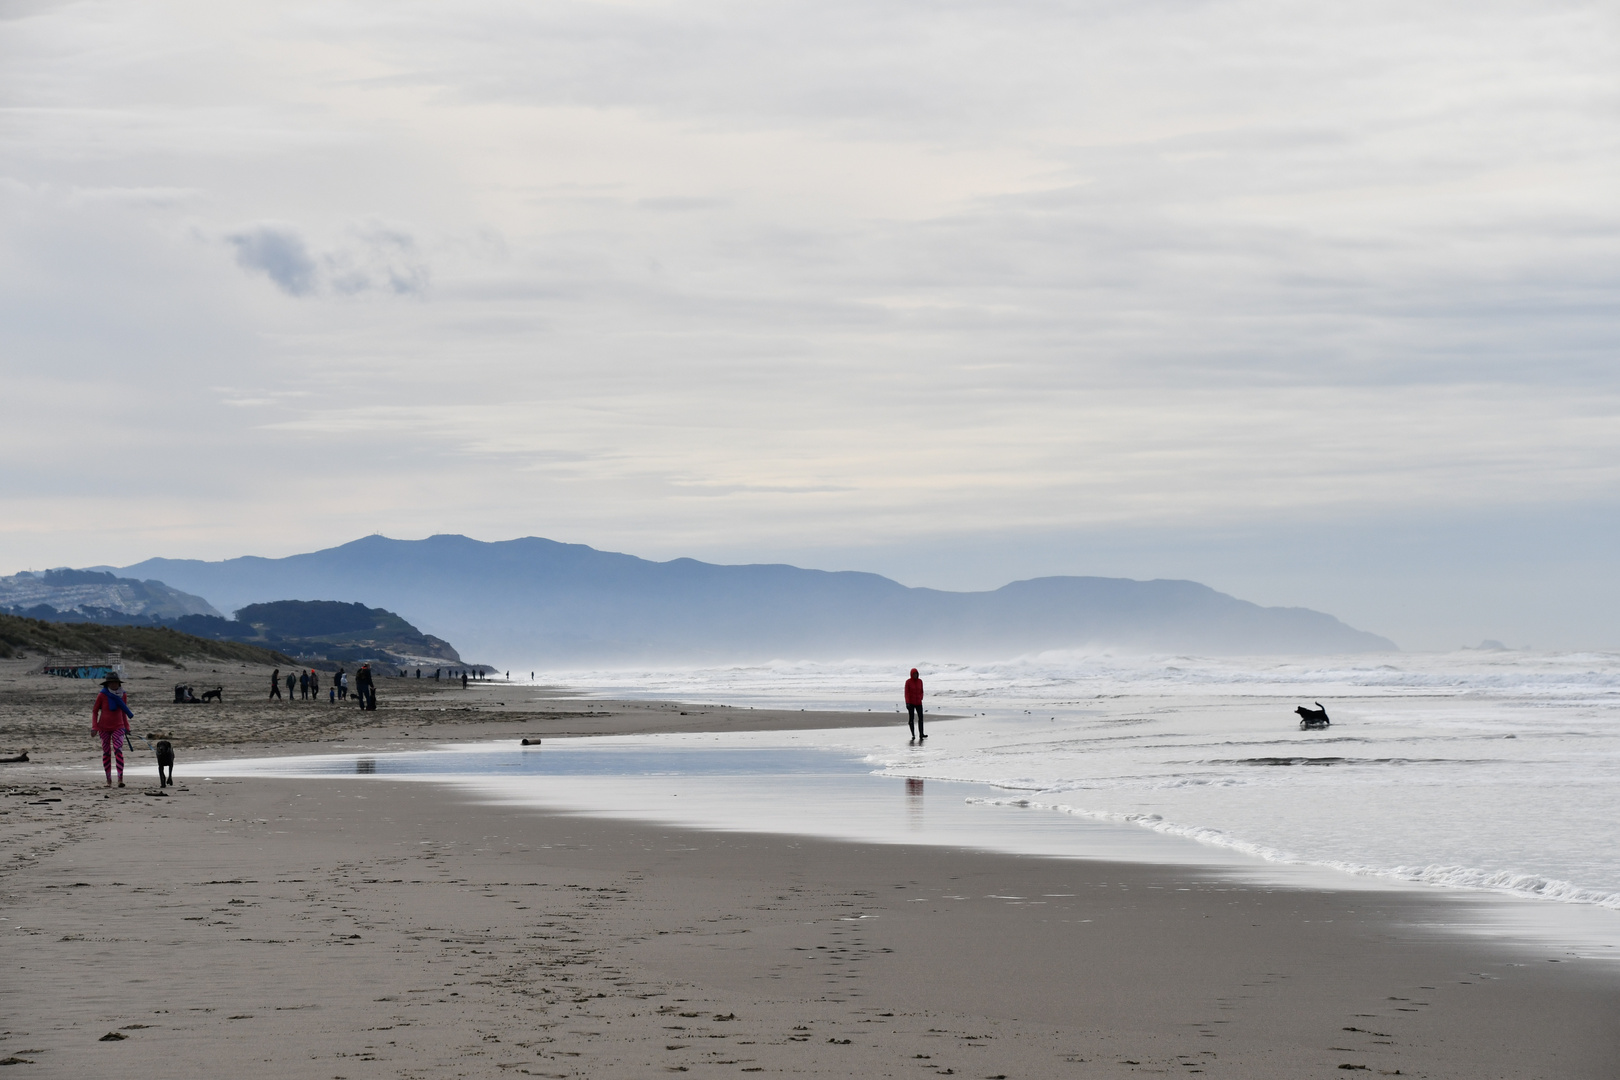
[1295,702,1331,729]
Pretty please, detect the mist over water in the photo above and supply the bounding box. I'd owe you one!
[545,650,1620,910]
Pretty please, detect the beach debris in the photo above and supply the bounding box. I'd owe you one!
[99,1031,126,1041]
[0,751,28,763]
[521,738,542,746]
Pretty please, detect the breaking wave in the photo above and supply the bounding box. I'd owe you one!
[965,795,1620,910]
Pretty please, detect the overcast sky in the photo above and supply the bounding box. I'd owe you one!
[3,0,1617,650]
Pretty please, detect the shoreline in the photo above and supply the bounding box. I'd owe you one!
[0,657,934,766]
[4,769,1617,1078]
[3,658,1619,1076]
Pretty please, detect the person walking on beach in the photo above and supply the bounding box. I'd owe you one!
[309,670,320,698]
[269,668,282,701]
[461,671,468,690]
[299,670,309,700]
[356,663,375,711]
[904,668,926,739]
[92,673,133,787]
[286,672,296,699]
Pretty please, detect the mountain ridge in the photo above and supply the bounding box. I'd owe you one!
[0,568,222,623]
[107,533,1397,663]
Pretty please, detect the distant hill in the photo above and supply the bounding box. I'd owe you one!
[108,534,1398,664]
[0,613,292,667]
[167,600,461,666]
[0,568,221,623]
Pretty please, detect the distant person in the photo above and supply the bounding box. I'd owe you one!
[336,668,347,701]
[310,670,320,698]
[299,670,310,700]
[461,672,468,690]
[904,668,925,739]
[356,663,376,711]
[329,686,336,704]
[269,668,282,701]
[434,668,441,681]
[286,672,297,699]
[92,673,133,787]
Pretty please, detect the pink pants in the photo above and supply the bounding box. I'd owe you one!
[100,729,125,780]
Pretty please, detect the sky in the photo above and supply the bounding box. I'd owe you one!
[2,0,1618,651]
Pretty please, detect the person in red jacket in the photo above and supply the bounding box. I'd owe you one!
[904,668,925,739]
[92,673,134,787]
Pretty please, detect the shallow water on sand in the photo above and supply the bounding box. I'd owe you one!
[196,740,1246,868]
[196,730,1620,954]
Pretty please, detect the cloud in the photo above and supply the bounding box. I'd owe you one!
[3,0,1620,645]
[225,222,429,298]
[325,225,430,297]
[227,225,317,296]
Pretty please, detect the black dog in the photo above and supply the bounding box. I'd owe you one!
[155,740,175,787]
[1295,702,1331,729]
[200,687,223,703]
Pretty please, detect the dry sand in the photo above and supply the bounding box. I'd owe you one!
[2,659,1617,1077]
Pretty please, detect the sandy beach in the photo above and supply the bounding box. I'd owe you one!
[2,659,1616,1077]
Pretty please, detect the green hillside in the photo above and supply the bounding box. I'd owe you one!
[0,613,293,666]
[172,600,463,664]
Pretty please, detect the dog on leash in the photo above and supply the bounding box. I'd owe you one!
[155,740,175,787]
[1295,702,1331,729]
[200,687,223,703]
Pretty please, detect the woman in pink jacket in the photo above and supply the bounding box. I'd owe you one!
[91,673,133,787]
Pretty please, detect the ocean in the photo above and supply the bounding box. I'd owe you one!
[549,649,1620,912]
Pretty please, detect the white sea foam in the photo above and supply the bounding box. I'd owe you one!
[963,795,1620,910]
[539,648,1620,912]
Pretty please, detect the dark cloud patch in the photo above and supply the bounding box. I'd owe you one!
[227,225,317,296]
[226,222,429,298]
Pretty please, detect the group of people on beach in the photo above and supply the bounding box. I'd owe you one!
[268,665,376,709]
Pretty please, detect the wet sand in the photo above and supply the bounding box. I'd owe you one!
[1,659,1617,1077]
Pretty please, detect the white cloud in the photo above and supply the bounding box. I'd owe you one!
[1,0,1618,644]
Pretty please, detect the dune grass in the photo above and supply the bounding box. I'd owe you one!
[0,614,293,667]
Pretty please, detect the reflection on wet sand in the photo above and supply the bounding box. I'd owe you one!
[906,777,924,829]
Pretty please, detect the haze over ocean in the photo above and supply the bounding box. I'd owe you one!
[4,1,1619,651]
